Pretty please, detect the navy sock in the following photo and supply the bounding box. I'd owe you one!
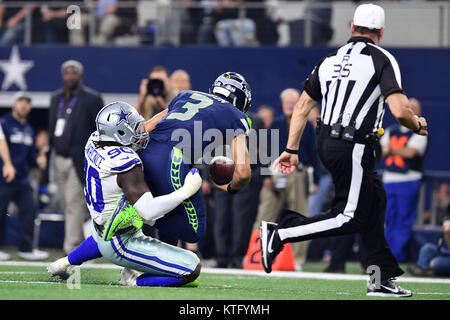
[67,236,102,265]
[136,273,185,287]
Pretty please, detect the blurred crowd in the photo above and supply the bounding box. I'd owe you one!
[0,0,138,46]
[0,61,449,278]
[0,0,335,47]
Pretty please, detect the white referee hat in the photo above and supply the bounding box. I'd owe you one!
[353,3,385,30]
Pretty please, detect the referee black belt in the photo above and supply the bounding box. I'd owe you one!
[318,124,380,144]
[93,221,135,238]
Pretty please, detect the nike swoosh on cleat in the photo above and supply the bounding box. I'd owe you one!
[260,223,270,271]
[267,234,274,254]
[380,285,400,294]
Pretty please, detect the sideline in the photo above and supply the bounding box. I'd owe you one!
[1,260,450,284]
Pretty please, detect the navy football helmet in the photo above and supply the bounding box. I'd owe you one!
[210,72,252,113]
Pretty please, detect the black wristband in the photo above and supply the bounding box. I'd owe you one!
[227,184,239,194]
[285,148,299,155]
[413,121,422,134]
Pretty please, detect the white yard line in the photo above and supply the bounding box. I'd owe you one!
[0,280,61,285]
[1,260,450,285]
[0,271,47,275]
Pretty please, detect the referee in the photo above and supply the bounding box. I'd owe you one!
[260,3,428,298]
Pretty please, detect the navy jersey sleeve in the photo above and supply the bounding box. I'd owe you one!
[228,106,252,136]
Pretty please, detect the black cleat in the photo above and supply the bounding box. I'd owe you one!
[260,221,283,274]
[366,278,412,298]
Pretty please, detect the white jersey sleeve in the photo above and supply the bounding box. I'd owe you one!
[84,132,143,225]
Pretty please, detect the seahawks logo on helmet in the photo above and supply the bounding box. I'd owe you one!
[210,72,252,113]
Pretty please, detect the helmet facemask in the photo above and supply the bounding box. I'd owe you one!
[129,121,149,152]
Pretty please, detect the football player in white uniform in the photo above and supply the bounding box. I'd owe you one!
[48,101,202,287]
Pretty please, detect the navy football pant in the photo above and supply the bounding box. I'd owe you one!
[0,181,35,252]
[139,140,206,245]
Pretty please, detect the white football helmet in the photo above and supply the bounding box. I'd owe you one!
[95,101,149,151]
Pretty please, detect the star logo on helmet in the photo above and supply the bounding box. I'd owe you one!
[113,107,132,125]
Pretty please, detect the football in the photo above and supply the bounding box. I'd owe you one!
[208,156,235,185]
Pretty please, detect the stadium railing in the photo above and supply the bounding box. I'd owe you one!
[417,170,450,226]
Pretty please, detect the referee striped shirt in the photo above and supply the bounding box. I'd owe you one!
[303,36,403,136]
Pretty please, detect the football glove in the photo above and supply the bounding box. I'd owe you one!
[102,195,143,241]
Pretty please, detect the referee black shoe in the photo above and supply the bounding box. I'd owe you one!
[366,278,413,298]
[260,221,283,274]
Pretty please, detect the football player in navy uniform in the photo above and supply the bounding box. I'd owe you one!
[48,72,253,283]
[141,71,253,245]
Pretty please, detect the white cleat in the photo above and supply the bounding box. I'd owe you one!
[0,250,11,261]
[47,256,72,280]
[119,267,140,286]
[18,249,49,261]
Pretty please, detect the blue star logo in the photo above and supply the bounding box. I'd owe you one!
[113,107,131,125]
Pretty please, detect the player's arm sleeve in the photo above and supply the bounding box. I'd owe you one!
[302,58,325,102]
[117,165,186,223]
[233,115,253,137]
[133,190,186,222]
[132,168,201,222]
[0,123,4,140]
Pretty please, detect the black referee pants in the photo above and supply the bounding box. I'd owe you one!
[276,134,403,281]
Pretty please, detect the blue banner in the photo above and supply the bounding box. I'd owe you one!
[0,45,448,171]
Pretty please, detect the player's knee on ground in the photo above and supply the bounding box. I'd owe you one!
[180,262,201,283]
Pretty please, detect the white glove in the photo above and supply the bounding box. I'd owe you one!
[179,168,202,198]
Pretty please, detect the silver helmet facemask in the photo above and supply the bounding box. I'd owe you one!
[95,101,149,152]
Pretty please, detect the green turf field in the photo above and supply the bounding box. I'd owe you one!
[0,247,449,301]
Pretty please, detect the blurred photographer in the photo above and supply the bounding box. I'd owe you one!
[407,203,450,277]
[136,66,177,120]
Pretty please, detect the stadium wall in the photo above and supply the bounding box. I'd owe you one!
[0,46,448,171]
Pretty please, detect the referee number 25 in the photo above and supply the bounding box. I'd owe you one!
[332,63,352,78]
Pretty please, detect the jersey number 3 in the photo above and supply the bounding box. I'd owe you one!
[166,92,213,121]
